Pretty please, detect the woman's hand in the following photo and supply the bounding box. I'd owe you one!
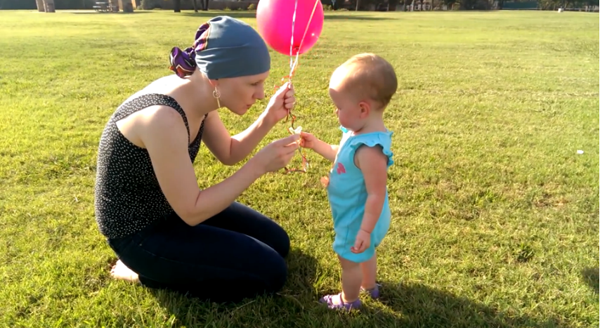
[250,134,300,174]
[265,82,295,123]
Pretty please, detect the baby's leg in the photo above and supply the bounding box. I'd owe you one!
[360,251,381,299]
[360,250,377,290]
[319,255,363,310]
[339,255,362,302]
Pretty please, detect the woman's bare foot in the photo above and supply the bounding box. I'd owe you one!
[110,260,140,283]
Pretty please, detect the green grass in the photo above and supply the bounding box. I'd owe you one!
[0,8,598,328]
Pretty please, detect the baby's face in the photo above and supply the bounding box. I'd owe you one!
[329,71,364,132]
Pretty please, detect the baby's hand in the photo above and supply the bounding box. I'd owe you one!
[351,229,371,254]
[299,131,317,149]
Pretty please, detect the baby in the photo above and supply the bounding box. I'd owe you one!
[300,53,397,310]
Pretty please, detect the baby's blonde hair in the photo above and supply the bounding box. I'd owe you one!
[331,53,398,110]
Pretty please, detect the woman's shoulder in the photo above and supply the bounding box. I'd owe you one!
[122,96,187,133]
[117,75,191,122]
[122,75,180,104]
[113,75,191,144]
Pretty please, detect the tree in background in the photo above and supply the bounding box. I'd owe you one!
[43,0,56,11]
[172,0,209,12]
[35,0,44,11]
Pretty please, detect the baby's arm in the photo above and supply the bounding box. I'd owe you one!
[312,140,339,162]
[299,131,338,162]
[355,145,389,233]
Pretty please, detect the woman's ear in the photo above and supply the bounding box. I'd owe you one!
[208,78,220,89]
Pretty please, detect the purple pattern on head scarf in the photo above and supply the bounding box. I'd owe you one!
[169,22,211,78]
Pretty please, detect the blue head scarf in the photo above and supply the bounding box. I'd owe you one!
[169,16,270,79]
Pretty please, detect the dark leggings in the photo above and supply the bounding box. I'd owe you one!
[107,202,290,303]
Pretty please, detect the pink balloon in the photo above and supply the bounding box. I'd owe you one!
[256,0,324,56]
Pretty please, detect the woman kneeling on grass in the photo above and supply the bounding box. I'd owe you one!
[94,16,300,302]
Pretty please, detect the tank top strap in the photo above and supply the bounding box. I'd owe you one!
[111,93,191,144]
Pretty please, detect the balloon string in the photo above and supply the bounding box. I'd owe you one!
[290,0,298,71]
[277,0,321,174]
[280,54,307,174]
[286,0,319,85]
[291,0,320,74]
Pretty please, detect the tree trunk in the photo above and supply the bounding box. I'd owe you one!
[192,0,198,12]
[202,0,209,10]
[355,0,360,10]
[35,0,45,11]
[174,0,181,12]
[44,0,56,12]
[123,0,134,12]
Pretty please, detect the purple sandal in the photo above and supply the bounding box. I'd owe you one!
[319,293,362,310]
[360,283,381,299]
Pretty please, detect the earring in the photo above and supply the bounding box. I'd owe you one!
[212,88,221,108]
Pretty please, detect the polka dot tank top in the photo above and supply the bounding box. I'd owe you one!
[94,93,206,240]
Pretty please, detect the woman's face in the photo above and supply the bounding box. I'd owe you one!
[218,71,269,115]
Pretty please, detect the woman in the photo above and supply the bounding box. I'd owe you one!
[94,16,301,303]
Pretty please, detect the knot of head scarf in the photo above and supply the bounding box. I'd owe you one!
[169,16,271,80]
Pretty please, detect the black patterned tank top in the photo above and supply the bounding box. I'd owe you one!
[94,94,206,239]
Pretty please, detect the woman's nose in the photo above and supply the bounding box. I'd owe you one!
[255,87,265,100]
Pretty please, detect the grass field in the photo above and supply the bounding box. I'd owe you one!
[0,8,598,328]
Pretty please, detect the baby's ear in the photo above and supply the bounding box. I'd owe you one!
[359,101,371,116]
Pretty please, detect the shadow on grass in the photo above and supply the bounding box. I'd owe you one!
[146,248,320,325]
[323,14,396,21]
[143,257,564,327]
[179,12,257,19]
[68,9,395,20]
[177,11,395,21]
[368,281,563,327]
[581,267,599,294]
[67,11,152,14]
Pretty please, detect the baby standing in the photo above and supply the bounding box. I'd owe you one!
[300,53,398,310]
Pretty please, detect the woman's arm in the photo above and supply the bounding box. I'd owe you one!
[201,110,276,165]
[140,106,298,226]
[202,82,295,165]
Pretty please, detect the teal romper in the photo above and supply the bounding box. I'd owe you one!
[326,126,394,263]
